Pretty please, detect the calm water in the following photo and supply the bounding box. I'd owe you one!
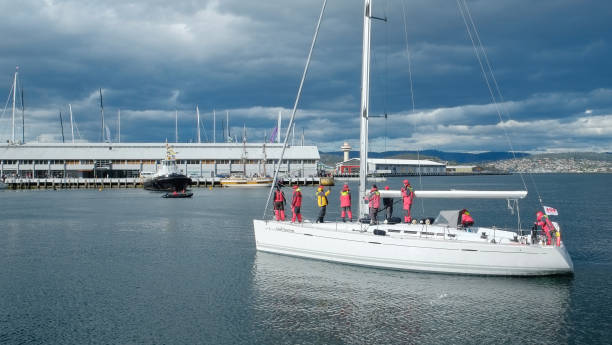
[1,174,611,344]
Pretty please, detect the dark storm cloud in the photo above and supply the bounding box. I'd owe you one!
[0,0,610,152]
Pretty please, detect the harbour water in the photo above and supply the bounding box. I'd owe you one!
[1,174,610,344]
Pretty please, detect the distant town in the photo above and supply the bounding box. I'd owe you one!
[323,150,612,174]
[487,156,612,173]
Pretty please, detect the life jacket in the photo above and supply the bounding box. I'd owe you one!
[292,189,302,207]
[461,212,474,225]
[537,214,554,232]
[367,190,380,208]
[274,190,285,203]
[401,185,414,208]
[340,190,351,207]
[317,189,329,207]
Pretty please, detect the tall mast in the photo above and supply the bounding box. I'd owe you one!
[21,85,25,143]
[291,123,295,146]
[226,111,229,142]
[12,67,17,143]
[359,0,372,218]
[117,109,120,143]
[175,110,178,143]
[277,110,282,143]
[213,109,216,143]
[196,105,201,143]
[262,140,267,176]
[99,88,105,143]
[59,110,65,143]
[242,124,247,175]
[69,104,75,143]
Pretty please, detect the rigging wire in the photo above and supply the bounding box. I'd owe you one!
[400,0,425,215]
[458,0,544,206]
[0,80,15,126]
[262,0,327,219]
[455,0,542,206]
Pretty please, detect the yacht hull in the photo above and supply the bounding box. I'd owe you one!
[253,220,574,276]
[220,177,273,187]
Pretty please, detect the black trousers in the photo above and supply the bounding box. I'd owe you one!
[318,205,327,222]
[386,205,393,220]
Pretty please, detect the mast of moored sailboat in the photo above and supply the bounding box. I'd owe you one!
[69,104,75,143]
[11,67,17,143]
[196,105,201,143]
[99,88,105,143]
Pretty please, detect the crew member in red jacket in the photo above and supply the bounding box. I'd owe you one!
[291,185,303,223]
[340,184,352,222]
[535,211,554,245]
[401,180,415,223]
[460,209,474,227]
[365,184,381,224]
[273,184,286,221]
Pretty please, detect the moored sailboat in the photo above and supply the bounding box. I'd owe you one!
[220,127,273,187]
[252,0,573,276]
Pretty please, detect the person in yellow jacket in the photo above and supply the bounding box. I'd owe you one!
[316,185,331,223]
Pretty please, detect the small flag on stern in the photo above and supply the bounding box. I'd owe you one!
[543,206,558,216]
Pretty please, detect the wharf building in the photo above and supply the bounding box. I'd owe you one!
[0,143,320,179]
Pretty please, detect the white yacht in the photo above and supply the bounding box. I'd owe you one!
[252,0,573,276]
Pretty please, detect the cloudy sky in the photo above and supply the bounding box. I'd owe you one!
[0,0,610,152]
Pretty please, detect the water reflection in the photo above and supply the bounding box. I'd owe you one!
[251,252,572,344]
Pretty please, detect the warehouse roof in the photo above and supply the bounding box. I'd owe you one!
[0,142,320,160]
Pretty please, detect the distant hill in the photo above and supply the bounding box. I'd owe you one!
[320,150,530,165]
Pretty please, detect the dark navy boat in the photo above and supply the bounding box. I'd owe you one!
[143,144,192,192]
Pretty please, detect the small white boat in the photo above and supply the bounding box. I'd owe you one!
[253,0,573,276]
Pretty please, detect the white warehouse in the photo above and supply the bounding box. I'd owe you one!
[0,142,320,179]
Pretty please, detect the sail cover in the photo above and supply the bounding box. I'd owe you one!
[434,210,461,227]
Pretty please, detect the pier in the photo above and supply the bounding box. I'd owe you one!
[2,176,324,190]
